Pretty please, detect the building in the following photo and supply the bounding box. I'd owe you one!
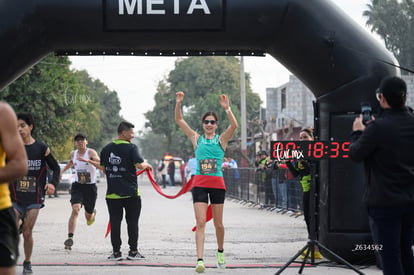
[265,74,414,141]
[265,75,315,140]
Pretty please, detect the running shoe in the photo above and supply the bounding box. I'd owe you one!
[195,259,205,273]
[107,251,122,261]
[216,251,226,269]
[86,209,96,226]
[64,238,73,250]
[300,249,323,260]
[301,248,308,256]
[23,261,33,274]
[127,250,145,260]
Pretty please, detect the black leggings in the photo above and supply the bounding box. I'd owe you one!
[106,196,141,252]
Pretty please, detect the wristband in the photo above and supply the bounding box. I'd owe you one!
[225,108,231,113]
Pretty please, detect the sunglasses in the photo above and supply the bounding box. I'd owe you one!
[203,120,217,125]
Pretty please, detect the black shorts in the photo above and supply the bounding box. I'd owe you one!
[192,187,225,204]
[70,183,97,214]
[0,207,18,267]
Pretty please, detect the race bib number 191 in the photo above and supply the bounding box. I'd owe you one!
[16,176,37,192]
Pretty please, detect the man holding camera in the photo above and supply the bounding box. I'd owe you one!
[349,76,414,275]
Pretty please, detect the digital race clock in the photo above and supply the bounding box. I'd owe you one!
[270,141,351,161]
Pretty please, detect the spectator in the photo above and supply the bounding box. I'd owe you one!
[271,161,287,209]
[168,160,175,186]
[256,151,274,207]
[187,154,197,179]
[221,157,229,170]
[180,160,186,186]
[285,128,322,259]
[349,76,414,275]
[158,159,168,189]
[227,157,240,196]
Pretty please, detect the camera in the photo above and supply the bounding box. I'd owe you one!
[360,102,372,125]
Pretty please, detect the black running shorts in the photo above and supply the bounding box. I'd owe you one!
[192,187,225,204]
[70,183,97,214]
[0,207,18,267]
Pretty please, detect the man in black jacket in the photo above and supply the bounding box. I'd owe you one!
[349,76,414,275]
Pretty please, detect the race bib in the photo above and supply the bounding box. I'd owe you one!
[77,171,91,184]
[16,176,37,192]
[199,159,217,174]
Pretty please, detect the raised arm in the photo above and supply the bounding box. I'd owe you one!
[218,94,238,150]
[175,91,199,149]
[0,102,28,182]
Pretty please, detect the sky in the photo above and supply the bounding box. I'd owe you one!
[69,0,379,131]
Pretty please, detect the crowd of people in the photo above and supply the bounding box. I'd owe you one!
[1,75,413,275]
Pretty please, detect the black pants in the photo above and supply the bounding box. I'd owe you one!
[368,205,414,275]
[106,196,141,253]
[302,191,311,238]
[264,176,275,205]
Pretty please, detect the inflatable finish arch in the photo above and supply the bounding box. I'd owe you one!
[0,0,398,263]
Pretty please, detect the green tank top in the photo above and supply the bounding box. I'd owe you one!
[195,134,224,177]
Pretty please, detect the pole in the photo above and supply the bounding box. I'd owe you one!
[240,56,248,167]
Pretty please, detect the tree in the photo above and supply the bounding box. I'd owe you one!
[143,56,261,161]
[363,0,414,73]
[1,54,122,160]
[72,70,123,151]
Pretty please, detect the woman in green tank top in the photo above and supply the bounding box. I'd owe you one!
[175,91,238,273]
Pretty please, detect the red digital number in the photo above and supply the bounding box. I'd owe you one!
[272,142,284,159]
[342,142,350,158]
[313,142,324,158]
[286,142,296,159]
[308,143,312,158]
[330,142,339,158]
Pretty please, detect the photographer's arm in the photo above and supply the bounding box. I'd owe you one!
[349,115,378,162]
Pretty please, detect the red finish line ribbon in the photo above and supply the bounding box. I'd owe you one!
[105,169,213,238]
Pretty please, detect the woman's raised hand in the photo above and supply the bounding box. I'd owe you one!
[176,91,184,103]
[219,94,229,109]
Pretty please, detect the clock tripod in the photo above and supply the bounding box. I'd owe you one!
[274,161,365,275]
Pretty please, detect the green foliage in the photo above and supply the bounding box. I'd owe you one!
[142,56,261,161]
[0,54,122,160]
[364,0,414,73]
[135,129,168,162]
[72,70,123,151]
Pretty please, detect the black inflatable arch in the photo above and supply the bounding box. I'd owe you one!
[0,0,398,263]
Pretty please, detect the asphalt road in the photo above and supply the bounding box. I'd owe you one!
[15,175,383,275]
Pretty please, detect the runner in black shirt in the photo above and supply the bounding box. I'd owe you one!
[9,112,60,274]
